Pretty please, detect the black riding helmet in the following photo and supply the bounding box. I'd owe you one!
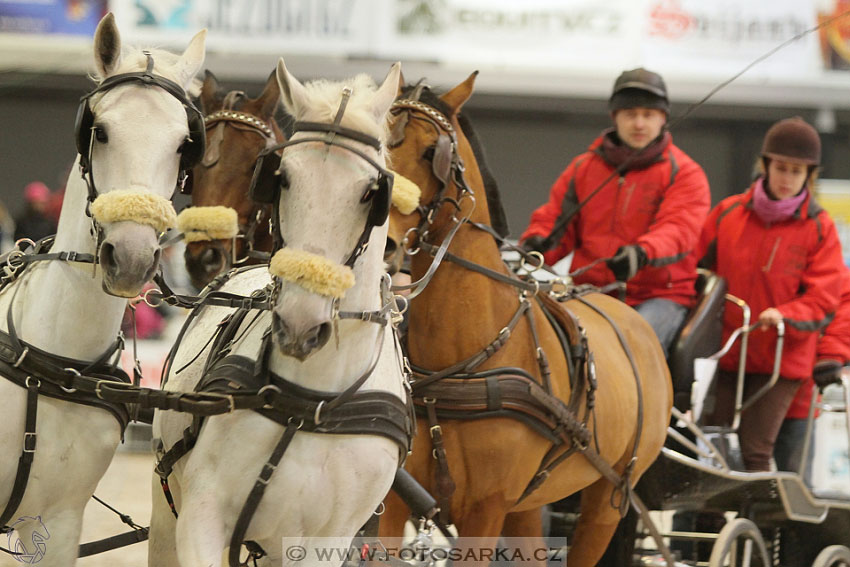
[609,68,670,115]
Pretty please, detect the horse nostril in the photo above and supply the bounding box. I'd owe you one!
[100,242,116,273]
[304,322,332,352]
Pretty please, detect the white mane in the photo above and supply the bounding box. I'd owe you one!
[294,74,390,150]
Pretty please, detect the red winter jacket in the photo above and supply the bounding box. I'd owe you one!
[787,265,850,418]
[697,183,844,381]
[521,131,710,307]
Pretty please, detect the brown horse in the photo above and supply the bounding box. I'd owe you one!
[181,70,283,289]
[380,74,672,567]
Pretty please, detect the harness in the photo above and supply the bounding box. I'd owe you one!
[152,89,415,567]
[0,239,132,542]
[388,92,646,523]
[152,268,414,566]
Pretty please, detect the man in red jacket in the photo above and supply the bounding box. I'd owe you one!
[520,68,710,357]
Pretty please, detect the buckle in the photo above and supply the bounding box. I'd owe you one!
[23,432,36,452]
[65,251,78,262]
[13,347,29,368]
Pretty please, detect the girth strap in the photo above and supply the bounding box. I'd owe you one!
[0,377,38,535]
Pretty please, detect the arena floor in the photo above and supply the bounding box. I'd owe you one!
[78,442,153,566]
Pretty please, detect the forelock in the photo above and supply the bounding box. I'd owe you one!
[294,74,390,150]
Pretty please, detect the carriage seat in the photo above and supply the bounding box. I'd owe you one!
[668,271,727,411]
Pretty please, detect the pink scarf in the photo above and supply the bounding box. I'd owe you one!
[751,177,807,224]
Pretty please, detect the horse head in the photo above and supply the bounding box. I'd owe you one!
[266,58,400,360]
[180,70,282,289]
[81,13,206,297]
[385,72,509,275]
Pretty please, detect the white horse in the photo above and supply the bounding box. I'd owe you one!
[0,13,205,566]
[149,59,408,567]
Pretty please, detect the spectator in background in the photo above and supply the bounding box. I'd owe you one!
[14,181,57,242]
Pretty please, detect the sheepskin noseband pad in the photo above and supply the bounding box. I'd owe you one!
[389,171,421,215]
[269,248,355,299]
[90,190,178,233]
[177,206,239,242]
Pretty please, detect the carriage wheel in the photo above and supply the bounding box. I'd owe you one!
[708,518,770,567]
[812,545,850,567]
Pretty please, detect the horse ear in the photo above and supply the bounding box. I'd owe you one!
[397,69,406,96]
[176,29,207,89]
[276,57,309,118]
[200,70,222,114]
[439,71,478,116]
[257,69,281,119]
[372,62,402,123]
[93,12,122,78]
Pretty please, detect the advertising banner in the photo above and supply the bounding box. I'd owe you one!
[641,0,819,78]
[377,0,640,72]
[0,0,106,35]
[110,0,376,55]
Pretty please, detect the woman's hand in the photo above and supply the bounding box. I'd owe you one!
[758,307,784,327]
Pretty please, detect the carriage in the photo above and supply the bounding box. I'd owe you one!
[539,269,850,567]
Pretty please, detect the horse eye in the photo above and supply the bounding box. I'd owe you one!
[93,126,108,143]
[421,145,435,161]
[361,179,378,203]
[177,136,190,154]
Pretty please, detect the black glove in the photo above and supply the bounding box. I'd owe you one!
[520,235,548,254]
[606,245,648,282]
[813,358,843,388]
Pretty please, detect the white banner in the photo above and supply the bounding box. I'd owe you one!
[640,0,819,79]
[376,0,640,72]
[111,0,377,55]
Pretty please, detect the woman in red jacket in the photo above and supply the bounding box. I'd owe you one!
[697,117,844,471]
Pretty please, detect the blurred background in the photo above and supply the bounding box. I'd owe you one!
[5,0,850,251]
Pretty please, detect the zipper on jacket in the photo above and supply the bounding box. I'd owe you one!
[762,237,781,272]
[611,176,626,231]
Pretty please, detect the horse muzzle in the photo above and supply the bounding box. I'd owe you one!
[272,310,332,361]
[184,241,230,290]
[99,225,161,297]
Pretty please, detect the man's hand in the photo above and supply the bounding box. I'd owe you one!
[757,307,784,327]
[813,358,843,388]
[519,235,548,254]
[606,245,647,282]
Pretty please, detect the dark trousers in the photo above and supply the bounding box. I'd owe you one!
[705,370,801,471]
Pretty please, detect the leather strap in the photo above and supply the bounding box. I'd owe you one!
[424,398,454,526]
[0,377,39,533]
[227,422,298,567]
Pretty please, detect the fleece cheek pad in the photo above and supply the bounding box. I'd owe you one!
[176,206,239,242]
[269,248,355,299]
[389,171,420,215]
[90,190,178,233]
